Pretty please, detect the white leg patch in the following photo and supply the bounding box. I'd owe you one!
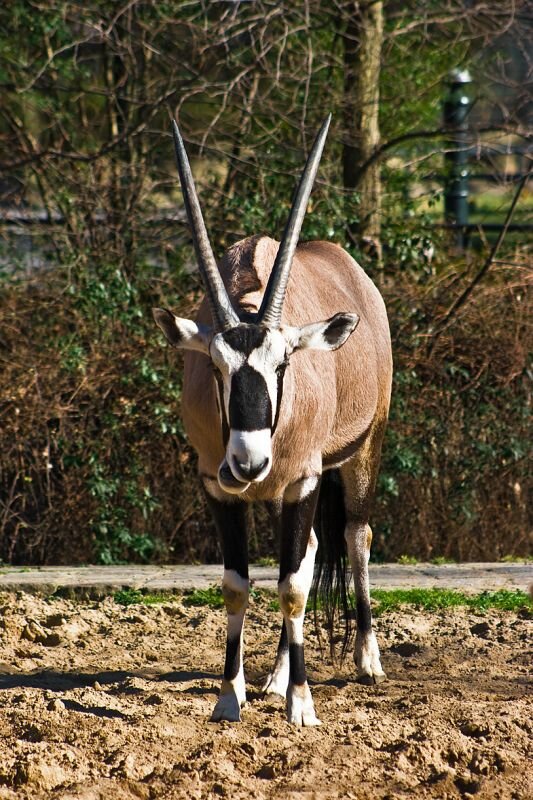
[287,682,322,727]
[355,630,386,684]
[222,568,249,611]
[284,475,320,504]
[262,647,290,698]
[278,529,318,637]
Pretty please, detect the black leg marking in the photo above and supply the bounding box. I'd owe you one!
[279,485,320,582]
[289,643,306,686]
[356,597,372,636]
[223,637,241,682]
[204,492,248,579]
[276,619,288,658]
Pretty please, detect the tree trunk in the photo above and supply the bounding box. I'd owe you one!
[342,1,383,259]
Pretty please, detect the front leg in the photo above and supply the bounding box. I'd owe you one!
[278,477,322,726]
[204,483,249,722]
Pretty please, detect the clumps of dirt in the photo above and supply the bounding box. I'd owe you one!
[0,591,531,799]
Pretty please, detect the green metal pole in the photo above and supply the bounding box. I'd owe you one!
[443,69,472,249]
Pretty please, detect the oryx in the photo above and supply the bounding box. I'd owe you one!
[153,116,392,726]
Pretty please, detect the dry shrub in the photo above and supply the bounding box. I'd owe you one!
[0,264,216,564]
[0,254,530,564]
[373,260,531,561]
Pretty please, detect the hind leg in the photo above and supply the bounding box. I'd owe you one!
[340,431,386,684]
[345,519,386,684]
[262,501,290,697]
[262,620,289,697]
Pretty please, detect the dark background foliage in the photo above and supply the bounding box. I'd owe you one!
[0,1,531,564]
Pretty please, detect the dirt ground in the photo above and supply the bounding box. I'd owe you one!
[0,590,530,800]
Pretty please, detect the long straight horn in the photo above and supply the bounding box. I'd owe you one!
[258,114,332,328]
[171,119,239,331]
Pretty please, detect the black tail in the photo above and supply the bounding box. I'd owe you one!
[312,468,355,661]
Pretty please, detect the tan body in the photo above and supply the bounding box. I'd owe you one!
[183,235,392,497]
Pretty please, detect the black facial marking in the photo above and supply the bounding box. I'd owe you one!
[213,370,229,446]
[229,364,272,431]
[289,643,307,686]
[272,361,288,434]
[222,324,267,354]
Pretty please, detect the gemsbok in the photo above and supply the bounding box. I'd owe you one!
[153,115,392,726]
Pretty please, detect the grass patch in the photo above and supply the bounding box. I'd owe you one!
[258,588,530,616]
[114,589,144,606]
[370,588,531,616]
[397,555,418,565]
[256,556,277,567]
[500,554,533,563]
[113,588,179,606]
[182,586,225,609]
[112,586,530,617]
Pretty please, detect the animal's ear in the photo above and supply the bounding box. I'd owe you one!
[152,308,212,354]
[286,312,360,353]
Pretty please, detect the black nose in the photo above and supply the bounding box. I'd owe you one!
[235,457,269,481]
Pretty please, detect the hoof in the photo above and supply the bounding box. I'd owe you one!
[287,683,321,727]
[356,671,387,686]
[289,709,322,727]
[355,632,386,686]
[210,692,243,722]
[262,667,289,699]
[262,649,290,698]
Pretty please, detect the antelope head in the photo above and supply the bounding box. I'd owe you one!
[153,117,359,494]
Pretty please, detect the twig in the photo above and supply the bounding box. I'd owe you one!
[428,166,532,356]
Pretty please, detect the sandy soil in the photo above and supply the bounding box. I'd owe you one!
[0,590,530,800]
